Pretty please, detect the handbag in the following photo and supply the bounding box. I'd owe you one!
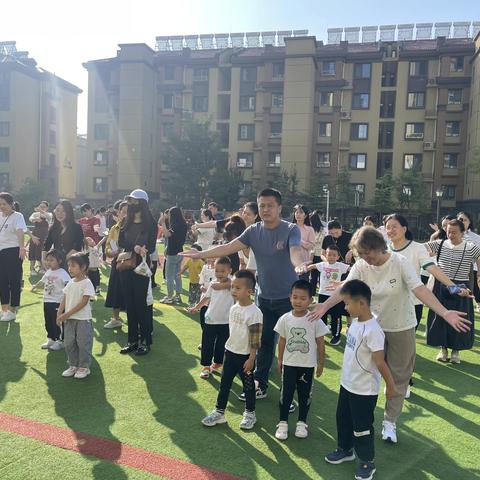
[116,251,138,272]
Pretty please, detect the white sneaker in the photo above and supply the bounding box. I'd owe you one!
[0,311,16,322]
[436,347,449,362]
[382,420,397,443]
[49,340,64,351]
[295,421,309,438]
[275,421,289,440]
[239,411,257,430]
[62,367,78,377]
[104,318,123,329]
[450,350,461,364]
[201,410,227,427]
[74,368,91,379]
[405,385,411,399]
[41,339,55,349]
[160,296,174,304]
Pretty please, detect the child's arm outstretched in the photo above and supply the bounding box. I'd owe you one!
[244,323,262,373]
[30,279,45,292]
[277,336,286,373]
[372,350,397,400]
[178,259,189,277]
[187,296,209,313]
[56,295,90,325]
[315,336,326,377]
[210,278,231,290]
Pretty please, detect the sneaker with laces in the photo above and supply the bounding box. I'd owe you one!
[62,367,78,377]
[210,363,223,375]
[173,295,182,304]
[239,411,257,430]
[295,421,308,438]
[160,296,174,304]
[200,367,211,379]
[381,420,397,443]
[49,340,64,351]
[104,318,123,329]
[41,339,55,349]
[355,461,376,480]
[450,350,461,364]
[74,368,91,379]
[275,421,289,440]
[238,388,267,401]
[325,448,356,464]
[201,410,227,427]
[330,335,341,346]
[0,311,16,322]
[436,347,449,362]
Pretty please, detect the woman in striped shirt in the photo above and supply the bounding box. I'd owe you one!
[426,219,480,363]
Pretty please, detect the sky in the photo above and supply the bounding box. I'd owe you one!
[2,0,477,133]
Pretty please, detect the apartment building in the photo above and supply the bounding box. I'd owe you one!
[0,42,81,199]
[83,26,479,209]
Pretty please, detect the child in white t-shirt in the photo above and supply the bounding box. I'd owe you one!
[188,257,233,379]
[305,244,350,346]
[56,253,96,380]
[201,270,263,430]
[85,237,102,295]
[325,280,396,480]
[274,280,328,441]
[31,249,71,351]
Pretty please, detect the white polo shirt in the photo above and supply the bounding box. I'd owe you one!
[0,211,27,251]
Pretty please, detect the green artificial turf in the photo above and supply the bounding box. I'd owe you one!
[0,266,479,479]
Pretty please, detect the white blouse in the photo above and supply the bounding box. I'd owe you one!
[0,211,27,251]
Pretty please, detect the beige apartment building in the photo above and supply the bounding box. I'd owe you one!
[83,26,480,210]
[0,42,81,200]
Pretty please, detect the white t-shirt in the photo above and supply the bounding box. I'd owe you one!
[0,211,27,251]
[41,268,71,303]
[63,278,95,320]
[346,253,423,332]
[341,317,385,396]
[196,227,215,252]
[274,311,329,368]
[199,265,215,290]
[389,241,435,306]
[225,303,263,355]
[204,286,234,325]
[316,261,350,296]
[88,246,101,268]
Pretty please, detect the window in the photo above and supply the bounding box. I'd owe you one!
[380,91,396,118]
[450,57,464,72]
[447,89,462,105]
[50,106,56,124]
[94,124,109,141]
[322,61,336,76]
[238,124,254,140]
[271,93,283,108]
[164,65,175,81]
[239,95,255,111]
[444,153,458,169]
[409,61,427,77]
[0,122,9,136]
[270,122,282,137]
[402,185,412,197]
[239,182,252,196]
[273,62,284,79]
[193,68,209,81]
[93,177,108,193]
[163,123,174,138]
[382,62,397,87]
[318,122,332,138]
[193,96,208,112]
[377,152,392,178]
[268,152,281,167]
[0,147,9,162]
[351,184,365,203]
[236,153,253,168]
[445,121,460,137]
[354,63,371,79]
[441,185,456,200]
[378,122,394,148]
[163,94,174,109]
[407,92,425,108]
[94,151,109,166]
[241,67,256,82]
[352,93,369,109]
[316,152,331,168]
[349,153,367,170]
[320,91,334,107]
[403,154,422,170]
[49,130,56,146]
[350,123,368,140]
[405,123,424,139]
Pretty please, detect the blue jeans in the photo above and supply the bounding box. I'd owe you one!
[255,296,292,392]
[165,255,182,297]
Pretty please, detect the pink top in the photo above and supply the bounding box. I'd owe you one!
[298,224,316,263]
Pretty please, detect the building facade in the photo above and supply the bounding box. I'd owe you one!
[83,29,480,210]
[0,42,81,199]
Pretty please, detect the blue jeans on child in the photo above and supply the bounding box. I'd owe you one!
[165,255,182,297]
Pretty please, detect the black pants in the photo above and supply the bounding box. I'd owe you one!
[473,270,480,303]
[201,323,229,366]
[216,350,256,413]
[310,255,321,296]
[318,293,343,337]
[414,304,423,331]
[151,261,158,288]
[88,269,100,291]
[279,366,314,422]
[119,269,152,345]
[199,305,208,331]
[336,386,377,462]
[44,302,62,340]
[0,247,22,307]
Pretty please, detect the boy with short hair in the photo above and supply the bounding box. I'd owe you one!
[201,270,263,430]
[325,279,397,480]
[274,280,328,441]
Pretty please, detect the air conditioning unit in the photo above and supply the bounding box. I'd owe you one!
[423,141,435,150]
[341,111,351,120]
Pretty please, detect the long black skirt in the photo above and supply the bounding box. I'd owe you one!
[105,259,125,310]
[427,279,474,350]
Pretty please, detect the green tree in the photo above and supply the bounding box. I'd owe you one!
[334,167,352,222]
[14,178,54,218]
[394,167,431,214]
[467,146,480,174]
[372,173,396,216]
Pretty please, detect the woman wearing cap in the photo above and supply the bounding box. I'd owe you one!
[0,192,27,322]
[118,189,158,355]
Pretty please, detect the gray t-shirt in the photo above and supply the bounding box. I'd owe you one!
[239,220,301,300]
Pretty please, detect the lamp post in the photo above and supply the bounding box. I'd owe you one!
[323,185,330,222]
[436,188,443,225]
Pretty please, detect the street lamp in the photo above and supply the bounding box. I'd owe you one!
[323,185,330,222]
[435,188,443,225]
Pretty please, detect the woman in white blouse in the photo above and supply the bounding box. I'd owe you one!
[0,192,27,322]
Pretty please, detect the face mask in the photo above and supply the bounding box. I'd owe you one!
[129,204,141,214]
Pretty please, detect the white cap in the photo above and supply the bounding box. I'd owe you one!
[126,189,149,202]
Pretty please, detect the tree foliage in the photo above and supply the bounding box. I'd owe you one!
[394,167,431,214]
[14,178,54,218]
[372,173,395,216]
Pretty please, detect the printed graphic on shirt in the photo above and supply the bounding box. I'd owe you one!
[346,331,356,351]
[286,327,310,354]
[323,267,342,282]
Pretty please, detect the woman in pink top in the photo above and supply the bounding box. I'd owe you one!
[292,204,315,280]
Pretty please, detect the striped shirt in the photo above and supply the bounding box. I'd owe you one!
[426,240,480,281]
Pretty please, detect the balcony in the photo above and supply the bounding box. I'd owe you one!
[424,109,437,119]
[339,141,350,151]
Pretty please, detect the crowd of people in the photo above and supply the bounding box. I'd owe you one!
[0,186,477,480]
